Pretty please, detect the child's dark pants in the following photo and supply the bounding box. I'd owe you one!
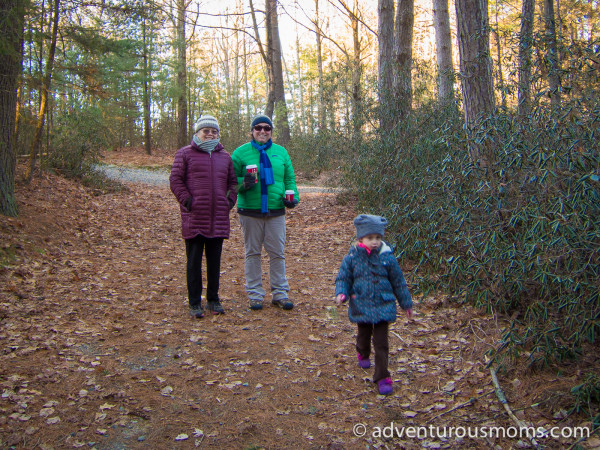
[185,235,224,307]
[356,321,390,383]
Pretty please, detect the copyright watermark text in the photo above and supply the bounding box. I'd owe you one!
[352,422,590,440]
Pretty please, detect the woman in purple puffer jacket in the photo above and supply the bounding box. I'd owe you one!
[170,115,238,318]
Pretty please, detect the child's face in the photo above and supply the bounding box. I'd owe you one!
[359,234,382,251]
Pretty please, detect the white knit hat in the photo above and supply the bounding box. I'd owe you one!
[194,115,219,133]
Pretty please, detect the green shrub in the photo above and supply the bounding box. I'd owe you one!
[288,130,352,179]
[570,372,600,421]
[344,100,600,369]
[45,106,110,178]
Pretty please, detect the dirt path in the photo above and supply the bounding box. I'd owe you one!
[0,160,588,449]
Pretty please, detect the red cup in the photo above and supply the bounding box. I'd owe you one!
[285,190,295,202]
[246,164,258,184]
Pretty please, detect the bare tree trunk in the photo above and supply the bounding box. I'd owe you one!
[295,34,305,135]
[493,6,506,109]
[25,0,60,182]
[455,0,495,162]
[243,31,251,120]
[517,0,534,118]
[544,0,561,113]
[394,0,414,119]
[378,0,395,133]
[315,0,325,131]
[142,15,152,155]
[351,3,363,137]
[176,0,188,148]
[1,0,25,217]
[433,0,455,105]
[266,0,290,145]
[256,0,275,117]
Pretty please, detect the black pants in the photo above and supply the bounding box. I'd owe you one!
[185,235,224,308]
[356,321,390,383]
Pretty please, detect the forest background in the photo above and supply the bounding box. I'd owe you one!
[0,0,599,433]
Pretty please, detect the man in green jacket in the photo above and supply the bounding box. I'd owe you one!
[232,114,299,311]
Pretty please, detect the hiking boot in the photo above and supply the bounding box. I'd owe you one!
[357,353,371,369]
[249,299,263,310]
[206,301,225,315]
[377,377,393,395]
[189,305,204,318]
[271,298,294,310]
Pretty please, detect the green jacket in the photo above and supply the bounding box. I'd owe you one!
[231,141,299,214]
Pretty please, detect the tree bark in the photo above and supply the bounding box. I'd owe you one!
[295,34,305,135]
[493,7,506,109]
[142,15,152,155]
[455,0,495,162]
[517,0,534,118]
[544,0,561,113]
[0,0,25,217]
[25,0,59,182]
[433,0,455,105]
[315,0,325,131]
[350,3,363,137]
[176,0,188,148]
[265,0,290,145]
[394,0,414,120]
[378,0,395,132]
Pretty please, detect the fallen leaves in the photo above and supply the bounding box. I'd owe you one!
[1,158,594,449]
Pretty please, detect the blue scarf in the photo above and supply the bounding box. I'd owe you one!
[251,139,274,213]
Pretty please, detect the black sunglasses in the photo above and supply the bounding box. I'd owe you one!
[253,125,272,132]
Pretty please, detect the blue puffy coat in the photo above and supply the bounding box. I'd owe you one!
[335,243,412,324]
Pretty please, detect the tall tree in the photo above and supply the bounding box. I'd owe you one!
[314,0,325,131]
[175,0,188,148]
[0,0,26,217]
[433,0,455,105]
[142,12,152,155]
[335,0,366,136]
[491,4,507,109]
[517,0,535,118]
[350,0,362,137]
[455,0,495,162]
[394,0,414,119]
[544,0,561,112]
[265,0,290,144]
[25,0,59,181]
[378,0,395,132]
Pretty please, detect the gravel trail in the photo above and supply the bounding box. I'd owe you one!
[95,163,339,193]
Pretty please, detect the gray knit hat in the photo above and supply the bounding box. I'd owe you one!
[354,214,388,239]
[251,114,273,129]
[194,115,219,133]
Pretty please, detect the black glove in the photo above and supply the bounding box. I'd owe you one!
[283,198,298,208]
[183,196,193,211]
[228,197,236,209]
[243,173,257,190]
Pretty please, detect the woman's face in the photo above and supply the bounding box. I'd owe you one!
[196,127,219,142]
[252,122,272,144]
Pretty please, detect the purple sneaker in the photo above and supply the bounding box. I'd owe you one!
[357,353,371,369]
[378,378,393,395]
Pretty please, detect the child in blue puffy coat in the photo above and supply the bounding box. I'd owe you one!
[335,214,413,395]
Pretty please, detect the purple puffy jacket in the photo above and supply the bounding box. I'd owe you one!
[169,141,238,239]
